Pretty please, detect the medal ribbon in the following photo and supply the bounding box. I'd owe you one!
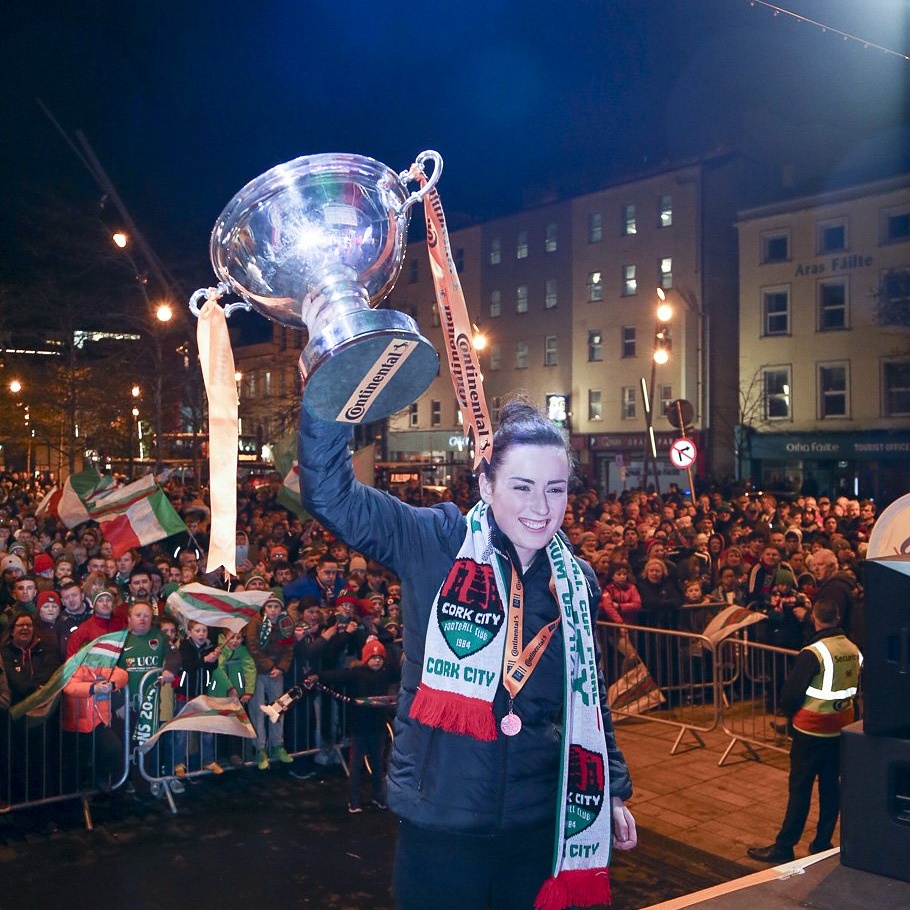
[419,177,494,470]
[501,563,561,702]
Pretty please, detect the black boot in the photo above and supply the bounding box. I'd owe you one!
[747,843,795,863]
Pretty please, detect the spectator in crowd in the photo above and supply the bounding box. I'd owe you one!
[637,558,682,629]
[34,590,63,650]
[808,549,857,642]
[209,627,256,767]
[599,563,642,625]
[67,584,127,658]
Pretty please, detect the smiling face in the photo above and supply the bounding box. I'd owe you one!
[478,444,569,567]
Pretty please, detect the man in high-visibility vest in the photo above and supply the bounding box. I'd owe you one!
[748,598,862,864]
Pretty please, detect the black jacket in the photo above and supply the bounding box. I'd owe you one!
[298,410,633,835]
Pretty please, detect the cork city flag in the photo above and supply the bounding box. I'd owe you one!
[166,583,271,633]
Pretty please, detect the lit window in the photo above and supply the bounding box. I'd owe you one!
[622,264,637,296]
[490,290,501,317]
[516,285,528,313]
[588,271,603,302]
[588,389,603,421]
[588,331,603,362]
[546,395,567,425]
[622,387,637,420]
[622,205,636,236]
[430,300,440,327]
[763,367,791,420]
[545,223,558,253]
[408,403,418,427]
[819,363,849,418]
[516,230,528,259]
[545,279,558,309]
[659,257,673,289]
[489,237,501,265]
[658,383,673,417]
[621,326,636,358]
[658,195,672,228]
[431,400,441,427]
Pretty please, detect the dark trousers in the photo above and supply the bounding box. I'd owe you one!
[348,728,386,808]
[393,819,553,910]
[776,729,841,849]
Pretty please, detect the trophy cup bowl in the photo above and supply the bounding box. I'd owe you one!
[208,151,441,423]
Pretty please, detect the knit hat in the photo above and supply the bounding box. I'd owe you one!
[361,639,387,662]
[773,569,795,587]
[37,590,62,610]
[349,555,367,573]
[262,594,285,611]
[269,545,289,560]
[1,554,26,574]
[91,589,114,608]
[33,553,54,574]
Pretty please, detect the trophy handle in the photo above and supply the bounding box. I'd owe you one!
[397,150,444,217]
[188,282,253,319]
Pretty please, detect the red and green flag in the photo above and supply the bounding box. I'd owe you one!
[138,694,256,753]
[35,468,116,529]
[702,604,767,645]
[88,475,187,558]
[165,582,271,633]
[11,630,129,720]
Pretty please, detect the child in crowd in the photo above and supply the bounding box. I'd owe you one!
[209,627,257,767]
[307,638,399,814]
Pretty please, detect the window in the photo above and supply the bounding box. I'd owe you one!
[545,223,558,253]
[456,405,464,427]
[622,264,637,296]
[622,205,637,236]
[588,271,603,302]
[489,290,501,317]
[819,363,849,418]
[516,230,528,259]
[622,387,637,420]
[544,336,558,366]
[621,326,636,358]
[489,344,502,370]
[658,195,673,228]
[244,374,256,398]
[545,279,558,309]
[818,219,847,254]
[659,257,673,289]
[516,342,529,369]
[262,371,272,396]
[491,396,502,425]
[588,212,603,243]
[588,331,603,362]
[763,367,792,420]
[657,383,673,417]
[588,389,603,421]
[879,268,910,325]
[516,285,528,313]
[818,279,847,330]
[408,257,419,283]
[431,400,441,427]
[489,237,501,265]
[279,326,287,352]
[763,286,790,335]
[454,247,465,272]
[430,300,440,327]
[883,359,910,416]
[883,209,910,243]
[546,395,567,426]
[408,403,419,427]
[762,231,790,263]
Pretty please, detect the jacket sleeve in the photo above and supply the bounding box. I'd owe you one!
[245,619,274,674]
[297,408,464,580]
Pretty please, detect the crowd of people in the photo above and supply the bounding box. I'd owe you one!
[0,471,871,808]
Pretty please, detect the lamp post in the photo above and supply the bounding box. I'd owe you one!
[128,384,141,480]
[641,290,673,495]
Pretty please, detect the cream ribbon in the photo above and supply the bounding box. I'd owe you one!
[196,294,238,577]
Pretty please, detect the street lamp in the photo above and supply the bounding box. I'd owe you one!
[641,290,673,495]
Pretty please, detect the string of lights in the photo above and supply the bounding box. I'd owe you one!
[748,0,910,61]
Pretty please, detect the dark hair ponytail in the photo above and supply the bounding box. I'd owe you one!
[480,392,573,482]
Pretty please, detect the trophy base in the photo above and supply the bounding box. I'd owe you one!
[301,309,439,424]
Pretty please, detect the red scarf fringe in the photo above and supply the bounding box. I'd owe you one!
[409,683,498,741]
[534,868,612,910]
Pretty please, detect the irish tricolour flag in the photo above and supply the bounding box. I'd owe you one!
[35,468,116,528]
[88,475,187,558]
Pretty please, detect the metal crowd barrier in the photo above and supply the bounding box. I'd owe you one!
[0,687,132,828]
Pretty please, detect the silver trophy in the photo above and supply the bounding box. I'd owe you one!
[190,151,442,423]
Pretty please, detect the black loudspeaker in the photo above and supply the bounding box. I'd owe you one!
[841,721,910,882]
[861,559,910,738]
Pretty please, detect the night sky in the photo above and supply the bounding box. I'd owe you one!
[2,0,907,297]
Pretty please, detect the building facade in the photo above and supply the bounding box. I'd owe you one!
[737,174,910,503]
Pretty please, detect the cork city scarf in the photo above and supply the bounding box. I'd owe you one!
[410,501,614,910]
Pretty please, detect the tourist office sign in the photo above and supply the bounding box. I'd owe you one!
[748,430,910,461]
